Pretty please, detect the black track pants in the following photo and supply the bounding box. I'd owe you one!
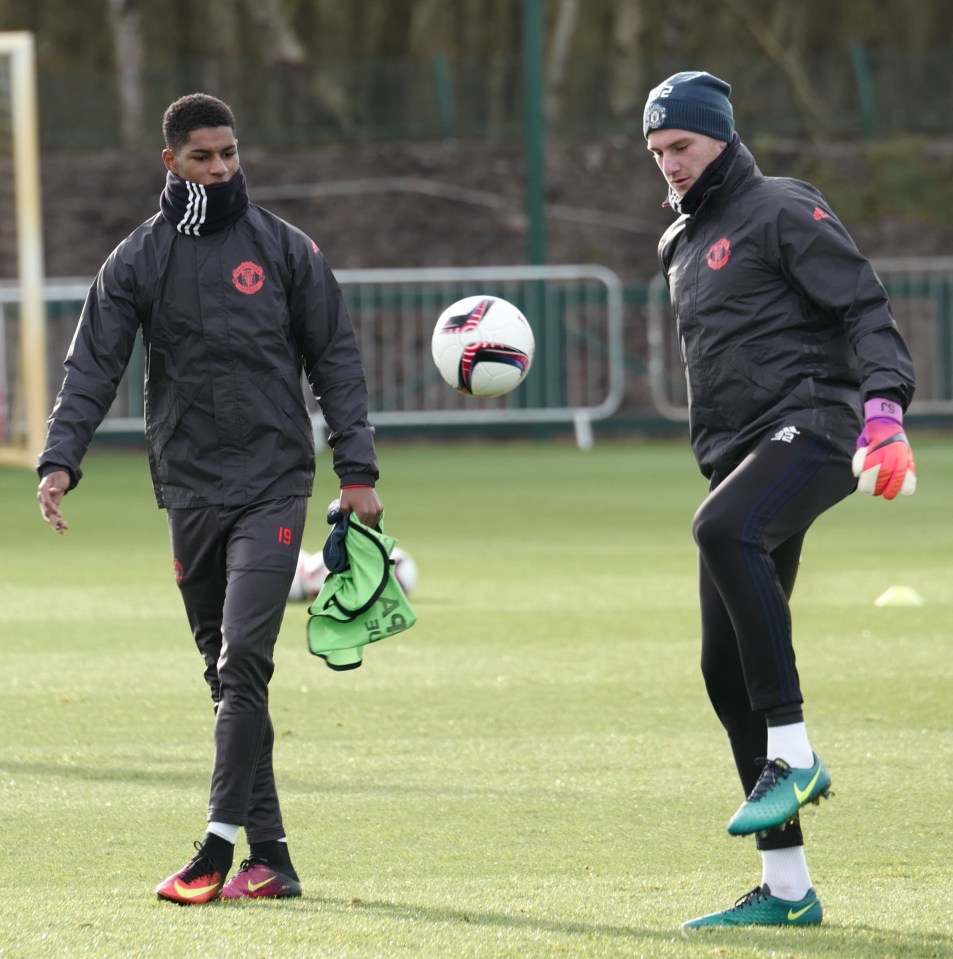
[693,428,855,845]
[168,496,307,843]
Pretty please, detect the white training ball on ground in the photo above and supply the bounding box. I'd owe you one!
[299,551,331,601]
[391,546,418,595]
[431,295,535,398]
[288,546,418,601]
[288,549,311,602]
[288,549,331,603]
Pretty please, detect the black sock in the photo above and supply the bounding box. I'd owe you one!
[765,702,804,726]
[249,839,298,880]
[200,832,235,874]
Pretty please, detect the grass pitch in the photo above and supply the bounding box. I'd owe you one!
[2,435,952,959]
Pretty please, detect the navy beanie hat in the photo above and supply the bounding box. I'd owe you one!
[643,71,734,141]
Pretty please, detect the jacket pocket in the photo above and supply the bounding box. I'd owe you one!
[725,345,792,399]
[146,383,202,481]
[247,374,315,450]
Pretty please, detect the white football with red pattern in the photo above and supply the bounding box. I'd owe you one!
[431,295,535,398]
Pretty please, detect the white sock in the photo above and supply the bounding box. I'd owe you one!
[761,845,812,901]
[766,722,814,768]
[207,821,240,844]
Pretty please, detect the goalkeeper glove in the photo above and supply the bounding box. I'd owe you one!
[851,397,917,499]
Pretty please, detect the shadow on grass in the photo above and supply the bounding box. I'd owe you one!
[0,758,206,787]
[221,893,953,957]
[223,892,663,946]
[0,758,589,804]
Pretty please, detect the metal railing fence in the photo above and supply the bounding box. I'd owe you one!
[2,264,626,450]
[647,257,953,421]
[3,256,951,456]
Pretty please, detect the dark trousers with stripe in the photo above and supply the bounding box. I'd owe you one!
[168,495,307,844]
[692,429,855,849]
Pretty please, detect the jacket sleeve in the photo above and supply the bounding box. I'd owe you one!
[36,247,144,488]
[287,240,379,487]
[773,188,916,409]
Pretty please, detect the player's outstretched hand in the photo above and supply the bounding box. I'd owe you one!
[852,398,917,500]
[37,469,72,533]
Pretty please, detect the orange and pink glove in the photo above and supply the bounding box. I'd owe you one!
[851,398,917,500]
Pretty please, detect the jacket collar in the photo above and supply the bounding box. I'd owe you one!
[160,168,249,236]
[666,135,760,218]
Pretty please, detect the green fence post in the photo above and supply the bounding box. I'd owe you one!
[850,42,878,140]
[519,0,558,414]
[431,54,456,140]
[522,0,546,267]
[936,281,953,400]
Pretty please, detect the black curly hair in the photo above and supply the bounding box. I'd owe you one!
[162,93,236,151]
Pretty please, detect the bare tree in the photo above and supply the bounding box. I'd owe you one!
[482,0,518,131]
[105,0,144,146]
[242,0,306,67]
[408,0,447,53]
[608,0,643,120]
[203,0,241,95]
[545,0,578,123]
[723,0,827,141]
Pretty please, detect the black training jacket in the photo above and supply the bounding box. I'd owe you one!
[658,141,916,479]
[39,205,378,507]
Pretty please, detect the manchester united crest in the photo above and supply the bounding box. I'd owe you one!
[644,102,667,130]
[706,237,731,270]
[232,260,265,295]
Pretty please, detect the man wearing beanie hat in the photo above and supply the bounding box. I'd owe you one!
[644,70,735,143]
[643,72,917,929]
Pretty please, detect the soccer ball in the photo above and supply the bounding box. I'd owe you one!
[431,295,535,397]
[288,546,419,602]
[390,547,418,595]
[288,549,330,602]
[287,550,310,602]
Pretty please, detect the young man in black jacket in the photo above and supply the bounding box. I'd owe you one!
[644,71,917,929]
[36,93,382,904]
